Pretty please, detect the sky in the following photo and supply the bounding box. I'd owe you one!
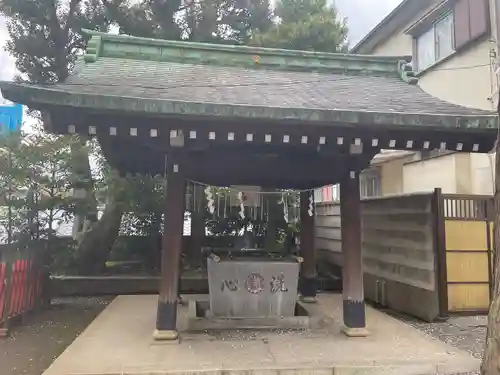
[0,0,404,85]
[334,0,404,45]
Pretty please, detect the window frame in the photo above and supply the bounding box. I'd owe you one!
[414,11,455,72]
[359,168,382,199]
[434,12,455,60]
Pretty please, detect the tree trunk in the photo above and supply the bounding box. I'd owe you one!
[481,119,500,374]
[70,139,98,238]
[73,200,123,275]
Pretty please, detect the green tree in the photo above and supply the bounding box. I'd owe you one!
[102,0,272,44]
[17,131,75,238]
[0,130,77,241]
[2,0,108,84]
[251,0,348,52]
[0,132,26,242]
[0,0,114,273]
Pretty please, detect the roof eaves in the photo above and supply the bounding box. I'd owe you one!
[404,0,454,36]
[0,81,497,131]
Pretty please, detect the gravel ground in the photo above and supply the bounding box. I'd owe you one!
[0,296,113,375]
[388,309,487,375]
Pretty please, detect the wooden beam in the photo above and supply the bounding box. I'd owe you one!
[98,135,375,188]
[154,160,186,341]
[340,171,369,337]
[63,111,497,154]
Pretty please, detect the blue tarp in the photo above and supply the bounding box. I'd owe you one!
[0,103,23,134]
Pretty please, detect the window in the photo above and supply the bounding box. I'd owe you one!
[360,169,381,198]
[315,185,340,202]
[412,0,489,72]
[416,28,436,72]
[435,13,454,59]
[415,12,454,71]
[314,188,323,203]
[332,184,340,201]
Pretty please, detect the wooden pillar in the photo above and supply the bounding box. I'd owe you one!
[340,171,369,337]
[154,161,186,341]
[299,190,317,302]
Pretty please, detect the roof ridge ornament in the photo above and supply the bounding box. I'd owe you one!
[79,29,404,74]
[84,35,102,63]
[398,60,418,85]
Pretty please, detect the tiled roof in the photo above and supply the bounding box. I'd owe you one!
[0,30,496,131]
[53,57,490,117]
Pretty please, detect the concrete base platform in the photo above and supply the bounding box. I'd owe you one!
[187,299,311,331]
[42,294,480,375]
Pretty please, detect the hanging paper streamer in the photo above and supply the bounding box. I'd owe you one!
[205,186,215,214]
[279,193,289,223]
[308,193,314,217]
[238,192,246,219]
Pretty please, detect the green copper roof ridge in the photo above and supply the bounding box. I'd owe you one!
[80,29,409,65]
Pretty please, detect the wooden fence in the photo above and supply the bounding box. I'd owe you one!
[441,193,494,315]
[0,242,49,337]
[316,189,495,322]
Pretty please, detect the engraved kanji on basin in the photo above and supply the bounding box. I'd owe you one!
[207,256,300,318]
[245,273,264,294]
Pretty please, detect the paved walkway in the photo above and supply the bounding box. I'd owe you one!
[41,294,479,375]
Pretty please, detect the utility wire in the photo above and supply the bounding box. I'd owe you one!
[431,63,491,72]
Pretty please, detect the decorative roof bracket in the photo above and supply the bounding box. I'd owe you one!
[398,60,418,85]
[84,35,103,63]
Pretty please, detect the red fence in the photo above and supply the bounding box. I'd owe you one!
[0,242,49,337]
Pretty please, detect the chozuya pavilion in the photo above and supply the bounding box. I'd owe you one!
[0,30,497,341]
